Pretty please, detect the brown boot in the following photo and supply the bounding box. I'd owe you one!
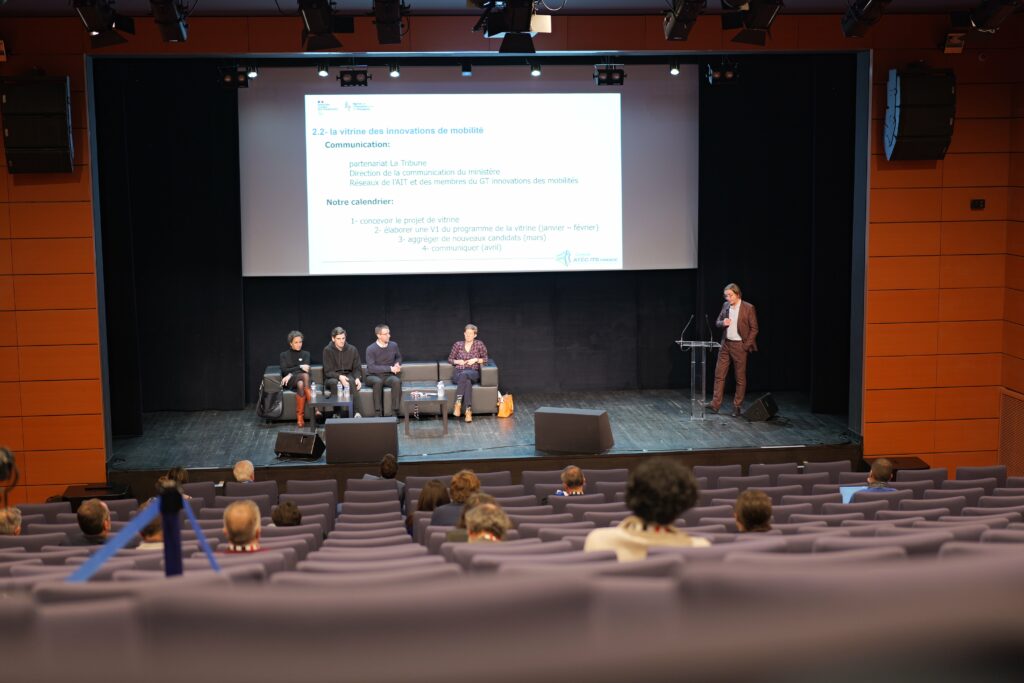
[465,407,473,423]
[453,398,462,418]
[295,393,306,428]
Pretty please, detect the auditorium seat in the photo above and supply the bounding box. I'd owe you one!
[725,546,908,565]
[678,505,733,527]
[875,509,947,521]
[440,537,539,563]
[692,516,739,533]
[533,483,568,501]
[837,471,869,485]
[342,478,395,494]
[260,525,324,549]
[280,491,338,509]
[938,541,1024,559]
[769,503,813,524]
[212,494,272,517]
[469,550,615,573]
[956,465,1007,488]
[693,464,741,489]
[768,521,828,535]
[335,501,401,516]
[775,529,851,553]
[341,490,399,506]
[517,520,594,538]
[779,493,841,514]
[0,558,43,577]
[474,471,512,486]
[21,522,84,540]
[564,502,628,522]
[775,472,830,495]
[225,480,279,505]
[748,462,799,485]
[888,480,933,499]
[498,555,684,578]
[581,468,629,485]
[480,484,526,498]
[581,510,630,526]
[979,495,1024,508]
[13,502,72,523]
[491,495,539,508]
[519,470,564,496]
[810,484,843,495]
[910,521,990,541]
[961,507,1024,519]
[937,514,1014,527]
[272,563,461,587]
[801,460,852,483]
[181,482,216,508]
[812,531,953,557]
[992,487,1024,497]
[941,478,998,496]
[697,488,739,506]
[900,497,963,515]
[328,527,407,541]
[924,487,985,508]
[537,527,597,543]
[979,529,1024,544]
[593,481,625,500]
[547,493,605,514]
[648,537,786,562]
[717,475,771,492]
[298,556,446,574]
[788,512,865,527]
[894,467,947,489]
[449,539,573,570]
[752,485,804,505]
[507,513,573,527]
[104,499,140,519]
[323,535,411,548]
[851,489,913,510]
[405,474,453,490]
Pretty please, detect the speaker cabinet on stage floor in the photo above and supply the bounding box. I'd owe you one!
[534,407,614,454]
[0,76,75,173]
[743,393,778,422]
[325,417,399,463]
[274,431,326,459]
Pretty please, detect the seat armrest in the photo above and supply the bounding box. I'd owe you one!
[481,361,498,387]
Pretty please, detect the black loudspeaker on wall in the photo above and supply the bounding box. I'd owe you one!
[274,431,326,459]
[0,76,75,173]
[884,66,955,161]
[743,393,778,422]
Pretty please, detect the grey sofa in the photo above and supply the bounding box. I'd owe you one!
[261,361,499,421]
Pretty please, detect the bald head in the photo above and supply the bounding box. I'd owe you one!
[232,460,255,482]
[223,500,261,547]
[77,499,110,537]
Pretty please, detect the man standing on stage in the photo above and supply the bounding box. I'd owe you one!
[322,326,362,416]
[708,283,758,417]
[365,324,402,417]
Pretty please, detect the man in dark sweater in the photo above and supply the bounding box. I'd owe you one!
[365,324,402,416]
[322,326,362,416]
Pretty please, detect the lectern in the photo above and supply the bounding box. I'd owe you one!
[676,340,721,420]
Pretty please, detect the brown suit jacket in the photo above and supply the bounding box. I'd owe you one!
[716,300,759,352]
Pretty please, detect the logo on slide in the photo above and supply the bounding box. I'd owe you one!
[343,101,371,112]
[316,99,338,113]
[555,250,572,267]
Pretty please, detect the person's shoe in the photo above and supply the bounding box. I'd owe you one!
[465,407,473,423]
[296,394,307,427]
[354,412,362,418]
[453,399,462,418]
[731,406,742,417]
[705,402,719,414]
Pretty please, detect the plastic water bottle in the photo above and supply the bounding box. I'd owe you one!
[342,384,350,400]
[311,381,318,397]
[437,380,445,398]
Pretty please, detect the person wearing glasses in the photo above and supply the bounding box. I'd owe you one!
[365,324,402,417]
[448,324,489,424]
[707,283,759,417]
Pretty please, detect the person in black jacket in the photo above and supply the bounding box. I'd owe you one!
[280,330,312,427]
[322,326,362,417]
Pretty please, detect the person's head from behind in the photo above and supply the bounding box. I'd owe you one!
[626,458,699,526]
[466,503,511,542]
[417,480,450,512]
[0,507,22,536]
[233,459,255,483]
[77,498,111,538]
[868,458,893,485]
[449,470,481,504]
[223,500,261,548]
[139,503,163,544]
[379,453,398,480]
[561,465,586,494]
[456,492,497,530]
[735,490,773,532]
[165,466,189,485]
[272,500,302,527]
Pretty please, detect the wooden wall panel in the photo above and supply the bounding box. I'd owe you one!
[936,353,1002,388]
[865,323,938,356]
[7,166,91,203]
[1005,321,1024,360]
[1005,355,1024,394]
[941,187,1009,222]
[18,345,101,381]
[15,310,99,346]
[942,153,1010,187]
[937,321,1004,355]
[938,287,1004,322]
[870,188,942,222]
[0,275,13,310]
[933,419,1000,452]
[871,156,943,188]
[934,386,1001,420]
[946,119,1012,155]
[9,202,93,239]
[13,274,97,311]
[21,449,106,486]
[864,356,936,390]
[868,223,940,257]
[956,84,1014,119]
[0,347,19,382]
[1007,255,1024,289]
[20,379,102,417]
[866,290,938,323]
[0,205,9,238]
[10,238,94,275]
[0,238,10,273]
[0,382,21,417]
[939,254,1006,289]
[864,389,935,422]
[863,421,934,455]
[940,221,1006,255]
[22,414,104,451]
[1006,288,1024,326]
[867,256,939,290]
[0,417,23,451]
[0,311,17,346]
[919,451,1000,477]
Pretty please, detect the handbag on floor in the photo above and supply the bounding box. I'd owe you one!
[256,379,284,419]
[497,391,514,418]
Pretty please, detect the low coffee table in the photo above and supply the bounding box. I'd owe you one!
[308,391,354,433]
[401,389,448,437]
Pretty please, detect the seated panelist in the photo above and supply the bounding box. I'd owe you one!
[365,324,402,417]
[322,326,362,416]
[448,324,488,424]
[280,330,312,427]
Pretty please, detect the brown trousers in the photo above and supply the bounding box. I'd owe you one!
[711,339,748,410]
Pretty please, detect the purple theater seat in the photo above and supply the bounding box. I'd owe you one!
[956,465,1007,488]
[812,531,953,556]
[212,494,272,517]
[810,484,843,495]
[693,464,742,489]
[470,549,616,573]
[697,488,740,506]
[537,527,597,543]
[517,520,594,538]
[769,520,827,534]
[336,512,403,525]
[480,484,527,498]
[310,544,427,562]
[473,471,512,486]
[260,525,324,549]
[801,460,852,484]
[520,470,564,496]
[941,478,998,496]
[322,535,411,548]
[593,481,625,501]
[507,513,573,527]
[678,505,733,527]
[937,514,1013,528]
[961,507,1024,520]
[901,496,964,515]
[770,503,813,524]
[565,501,628,522]
[908,521,990,541]
[581,511,630,527]
[14,502,73,523]
[776,529,852,553]
[647,537,786,562]
[980,495,1024,508]
[779,493,842,514]
[895,467,947,488]
[449,539,573,570]
[0,533,69,552]
[225,480,279,505]
[297,556,446,574]
[746,485,802,505]
[404,475,453,490]
[283,491,343,509]
[788,512,865,527]
[342,478,395,493]
[748,462,799,485]
[876,509,947,521]
[547,493,605,514]
[924,487,985,508]
[938,541,1024,559]
[888,480,933,499]
[342,490,399,504]
[492,495,541,508]
[581,468,629,485]
[327,527,407,541]
[851,489,913,510]
[272,563,461,587]
[776,472,831,495]
[837,471,869,485]
[980,529,1024,543]
[725,546,908,565]
[718,475,771,492]
[821,500,888,520]
[440,537,539,563]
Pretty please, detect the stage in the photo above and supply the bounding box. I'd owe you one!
[107,390,860,495]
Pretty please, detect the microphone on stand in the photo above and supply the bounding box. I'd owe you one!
[677,314,695,345]
[704,314,715,343]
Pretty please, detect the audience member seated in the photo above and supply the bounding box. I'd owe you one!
[407,479,450,533]
[271,501,302,527]
[137,506,164,551]
[735,490,773,533]
[584,457,709,561]
[71,498,112,546]
[446,493,498,543]
[431,470,481,527]
[0,506,22,536]
[233,460,255,483]
[166,466,189,485]
[363,453,406,505]
[554,466,586,497]
[867,458,896,492]
[466,503,511,543]
[223,500,262,553]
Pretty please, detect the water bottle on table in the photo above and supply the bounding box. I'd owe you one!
[437,380,445,398]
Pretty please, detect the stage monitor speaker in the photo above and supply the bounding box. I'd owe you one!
[743,393,778,422]
[274,431,326,459]
[0,76,75,173]
[325,417,399,463]
[884,67,955,161]
[534,407,614,454]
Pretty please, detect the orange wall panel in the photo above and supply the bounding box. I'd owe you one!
[946,118,1011,155]
[934,386,1001,420]
[246,17,306,53]
[870,188,942,222]
[1005,355,1024,395]
[864,388,935,422]
[0,381,21,417]
[1005,321,1024,361]
[0,275,13,310]
[940,221,1006,255]
[863,421,934,455]
[936,353,1002,388]
[21,449,106,486]
[0,311,17,346]
[15,309,98,346]
[1007,255,1024,290]
[9,202,93,239]
[938,254,1006,289]
[937,321,1004,355]
[871,156,943,189]
[0,417,23,450]
[18,345,101,381]
[872,15,951,50]
[22,414,104,451]
[87,17,250,55]
[868,222,940,257]
[933,419,1000,452]
[20,379,102,417]
[13,274,97,311]
[21,484,75,504]
[920,451,999,476]
[794,15,872,51]
[0,347,19,382]
[938,287,1004,322]
[0,205,9,238]
[867,256,939,290]
[941,187,1009,222]
[865,355,937,390]
[564,16,648,51]
[956,84,1014,119]
[11,238,94,275]
[0,238,10,274]
[865,323,938,357]
[866,290,938,323]
[642,14,721,51]
[0,17,84,55]
[1006,288,1024,326]
[941,153,1010,187]
[7,166,91,203]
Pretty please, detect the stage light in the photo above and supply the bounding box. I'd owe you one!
[247,66,259,79]
[338,68,371,87]
[73,0,136,48]
[298,0,356,51]
[721,0,782,46]
[317,63,330,77]
[706,59,738,85]
[669,61,681,76]
[841,0,891,38]
[218,66,249,89]
[594,65,626,87]
[461,63,473,77]
[664,0,706,41]
[471,0,552,54]
[149,0,189,43]
[373,0,409,45]
[969,0,1022,32]
[388,64,401,78]
[529,63,542,77]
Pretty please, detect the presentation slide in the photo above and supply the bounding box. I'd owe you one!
[304,94,622,275]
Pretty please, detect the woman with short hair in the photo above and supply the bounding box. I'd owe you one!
[280,330,312,427]
[448,324,488,424]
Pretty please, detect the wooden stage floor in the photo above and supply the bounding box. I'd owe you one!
[110,390,855,474]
